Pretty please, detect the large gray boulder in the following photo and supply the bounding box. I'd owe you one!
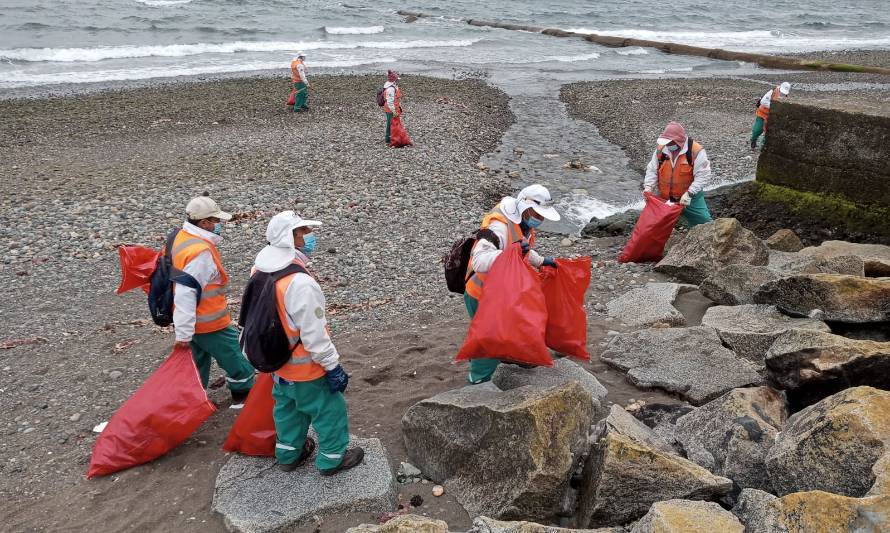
[765,329,890,408]
[578,431,733,527]
[605,282,689,328]
[742,491,890,532]
[768,250,865,276]
[799,240,890,276]
[401,382,593,521]
[753,273,890,323]
[654,218,769,284]
[675,387,789,492]
[699,265,783,306]
[212,437,397,533]
[766,386,890,497]
[596,404,675,453]
[492,358,608,417]
[764,229,804,252]
[700,304,829,365]
[730,488,778,526]
[347,515,449,533]
[629,500,744,533]
[600,327,762,406]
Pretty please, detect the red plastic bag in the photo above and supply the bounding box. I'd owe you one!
[618,192,685,263]
[222,373,276,456]
[456,244,552,367]
[540,257,592,360]
[287,88,296,107]
[389,116,412,148]
[87,347,216,478]
[116,245,160,294]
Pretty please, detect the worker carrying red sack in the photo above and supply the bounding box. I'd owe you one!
[751,82,791,150]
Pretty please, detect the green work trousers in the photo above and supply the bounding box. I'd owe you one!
[464,292,500,384]
[272,376,350,470]
[385,112,393,144]
[293,82,308,111]
[190,325,255,392]
[751,116,766,145]
[658,191,713,228]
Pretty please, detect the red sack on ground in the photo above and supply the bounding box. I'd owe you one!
[116,245,160,294]
[540,257,592,360]
[286,88,296,107]
[618,192,685,263]
[222,373,276,457]
[456,244,552,366]
[86,347,216,478]
[389,116,412,148]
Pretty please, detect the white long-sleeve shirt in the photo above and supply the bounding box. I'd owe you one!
[643,141,712,196]
[760,88,776,109]
[297,63,308,84]
[470,219,545,274]
[384,81,398,114]
[173,222,224,342]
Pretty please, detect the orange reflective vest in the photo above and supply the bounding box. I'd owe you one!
[272,259,327,382]
[383,86,401,114]
[290,59,306,83]
[657,140,702,200]
[171,230,232,334]
[464,207,536,300]
[756,87,781,121]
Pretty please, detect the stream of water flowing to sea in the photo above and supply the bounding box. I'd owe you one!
[4,0,890,231]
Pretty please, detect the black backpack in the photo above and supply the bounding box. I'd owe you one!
[148,229,202,327]
[376,87,386,106]
[443,229,501,294]
[238,263,308,373]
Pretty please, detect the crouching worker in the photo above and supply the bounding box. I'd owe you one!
[463,184,561,384]
[173,196,255,405]
[251,211,364,474]
[643,121,713,228]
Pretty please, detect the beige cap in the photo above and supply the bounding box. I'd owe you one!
[186,196,232,221]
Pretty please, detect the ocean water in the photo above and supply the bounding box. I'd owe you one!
[2,0,889,229]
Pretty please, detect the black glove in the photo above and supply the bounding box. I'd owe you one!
[325,365,349,394]
[542,257,558,268]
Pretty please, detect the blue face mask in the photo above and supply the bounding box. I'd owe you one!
[212,222,223,235]
[667,144,680,152]
[525,216,543,229]
[299,233,317,254]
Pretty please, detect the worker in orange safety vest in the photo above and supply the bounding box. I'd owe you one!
[382,70,402,144]
[172,196,255,406]
[751,82,791,149]
[290,52,310,112]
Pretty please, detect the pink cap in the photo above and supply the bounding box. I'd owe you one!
[387,70,399,82]
[657,121,687,146]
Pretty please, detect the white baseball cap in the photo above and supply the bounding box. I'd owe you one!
[255,210,322,272]
[780,82,791,95]
[186,196,231,221]
[296,51,306,58]
[517,184,561,222]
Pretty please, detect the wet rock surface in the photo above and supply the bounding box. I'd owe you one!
[753,273,890,323]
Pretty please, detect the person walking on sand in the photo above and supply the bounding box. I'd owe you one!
[643,122,713,228]
[382,70,401,144]
[172,196,255,406]
[290,52,310,112]
[463,184,561,384]
[250,211,364,474]
[751,82,791,149]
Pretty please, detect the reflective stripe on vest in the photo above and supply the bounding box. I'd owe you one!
[171,230,232,334]
[272,259,327,382]
[656,141,701,200]
[383,86,401,114]
[464,206,536,300]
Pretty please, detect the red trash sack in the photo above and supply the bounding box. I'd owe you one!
[618,192,685,263]
[540,257,592,360]
[286,88,296,107]
[389,116,412,148]
[116,245,160,294]
[456,244,552,367]
[222,373,276,457]
[86,347,216,479]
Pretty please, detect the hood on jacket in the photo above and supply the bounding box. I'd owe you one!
[254,211,321,273]
[656,121,687,148]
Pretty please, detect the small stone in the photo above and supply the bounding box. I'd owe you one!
[560,238,573,247]
[108,370,123,380]
[70,413,82,422]
[432,485,444,497]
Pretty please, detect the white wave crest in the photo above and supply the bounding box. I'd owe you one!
[134,0,193,6]
[0,39,482,63]
[0,57,398,88]
[547,52,601,63]
[616,47,648,56]
[324,26,384,35]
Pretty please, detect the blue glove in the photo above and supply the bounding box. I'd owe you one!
[519,240,530,256]
[542,257,558,268]
[325,365,349,394]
